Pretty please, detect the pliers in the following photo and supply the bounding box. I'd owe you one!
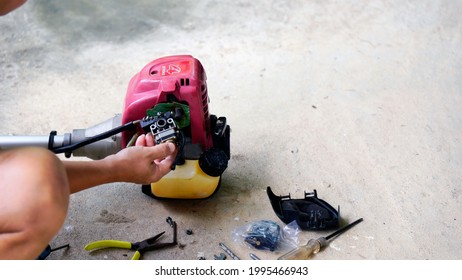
[84,217,178,260]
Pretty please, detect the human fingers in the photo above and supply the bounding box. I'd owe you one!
[154,155,177,177]
[135,134,147,146]
[147,144,177,181]
[146,133,155,147]
[146,142,176,160]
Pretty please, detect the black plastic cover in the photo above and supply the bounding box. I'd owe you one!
[266,186,340,230]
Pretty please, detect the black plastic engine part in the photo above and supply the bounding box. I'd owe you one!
[199,148,228,177]
[210,115,231,160]
[266,186,340,230]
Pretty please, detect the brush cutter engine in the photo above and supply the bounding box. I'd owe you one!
[0,55,230,199]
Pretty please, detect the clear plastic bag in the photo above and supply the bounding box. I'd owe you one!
[232,220,300,252]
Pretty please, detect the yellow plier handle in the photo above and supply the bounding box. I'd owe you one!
[85,240,142,259]
[84,240,132,251]
[84,218,177,260]
[131,251,141,260]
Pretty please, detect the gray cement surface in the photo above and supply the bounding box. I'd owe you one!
[1,0,461,260]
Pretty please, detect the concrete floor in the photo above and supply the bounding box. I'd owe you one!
[1,0,461,260]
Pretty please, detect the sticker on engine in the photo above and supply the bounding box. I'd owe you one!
[161,61,190,76]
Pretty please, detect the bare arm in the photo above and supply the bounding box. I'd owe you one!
[64,135,176,193]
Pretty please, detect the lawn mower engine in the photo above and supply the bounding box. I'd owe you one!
[0,55,230,199]
[122,55,230,199]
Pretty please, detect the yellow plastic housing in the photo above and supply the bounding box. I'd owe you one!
[149,159,220,199]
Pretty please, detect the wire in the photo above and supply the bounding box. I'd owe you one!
[52,120,139,155]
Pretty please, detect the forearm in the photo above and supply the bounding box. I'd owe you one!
[63,158,117,193]
[62,143,176,194]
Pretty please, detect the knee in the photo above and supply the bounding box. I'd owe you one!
[21,147,70,199]
[23,147,70,226]
[0,147,70,258]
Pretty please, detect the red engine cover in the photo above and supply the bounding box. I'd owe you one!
[121,55,212,149]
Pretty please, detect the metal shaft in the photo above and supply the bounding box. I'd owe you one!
[219,243,240,260]
[0,114,123,160]
[325,218,364,240]
[0,135,69,150]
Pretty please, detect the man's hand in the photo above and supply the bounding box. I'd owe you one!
[109,133,177,184]
[64,133,177,193]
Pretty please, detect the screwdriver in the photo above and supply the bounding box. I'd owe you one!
[278,218,363,260]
